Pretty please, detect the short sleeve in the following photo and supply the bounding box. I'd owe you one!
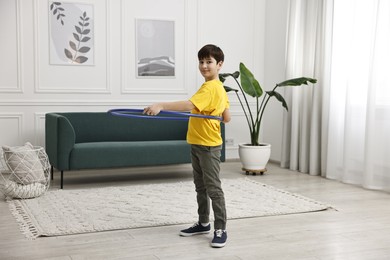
[189,85,212,112]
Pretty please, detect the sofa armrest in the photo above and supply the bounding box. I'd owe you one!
[45,113,76,170]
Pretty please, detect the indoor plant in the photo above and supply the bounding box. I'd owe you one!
[219,62,316,173]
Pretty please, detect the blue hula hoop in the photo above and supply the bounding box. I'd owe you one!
[108,108,222,121]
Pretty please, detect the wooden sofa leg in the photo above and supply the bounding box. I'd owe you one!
[61,171,64,189]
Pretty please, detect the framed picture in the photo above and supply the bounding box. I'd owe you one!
[136,19,175,77]
[49,2,94,65]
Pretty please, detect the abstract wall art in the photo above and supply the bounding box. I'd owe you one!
[136,19,175,77]
[49,2,94,65]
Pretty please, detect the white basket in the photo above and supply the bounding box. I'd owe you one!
[0,144,51,199]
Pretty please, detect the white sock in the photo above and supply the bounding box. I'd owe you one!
[200,222,209,227]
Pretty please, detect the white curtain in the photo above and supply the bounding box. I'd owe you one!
[326,0,390,191]
[281,0,333,176]
[283,0,390,192]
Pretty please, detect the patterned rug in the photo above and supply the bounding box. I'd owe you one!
[7,178,331,239]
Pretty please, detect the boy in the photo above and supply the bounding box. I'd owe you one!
[144,44,231,248]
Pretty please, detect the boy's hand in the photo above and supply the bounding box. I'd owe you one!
[143,104,163,116]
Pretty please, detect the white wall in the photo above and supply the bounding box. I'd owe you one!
[0,0,287,161]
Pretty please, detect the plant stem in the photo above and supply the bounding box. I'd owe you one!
[234,92,253,134]
[232,76,255,131]
[258,85,278,132]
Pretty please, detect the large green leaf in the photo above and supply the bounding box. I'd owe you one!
[266,90,288,111]
[239,62,262,97]
[232,71,240,79]
[223,85,238,93]
[276,77,317,87]
[219,71,240,83]
[219,73,228,83]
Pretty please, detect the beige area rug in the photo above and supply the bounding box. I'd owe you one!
[7,178,331,239]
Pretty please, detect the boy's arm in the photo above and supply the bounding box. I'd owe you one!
[144,101,195,116]
[222,108,231,123]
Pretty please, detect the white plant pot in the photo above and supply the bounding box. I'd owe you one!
[238,143,271,172]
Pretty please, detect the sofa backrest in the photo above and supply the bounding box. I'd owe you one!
[59,112,189,143]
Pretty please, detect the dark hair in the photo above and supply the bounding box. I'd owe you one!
[198,44,224,63]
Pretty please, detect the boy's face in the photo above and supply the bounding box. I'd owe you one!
[198,56,223,81]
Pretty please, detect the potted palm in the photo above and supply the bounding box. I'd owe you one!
[220,62,316,174]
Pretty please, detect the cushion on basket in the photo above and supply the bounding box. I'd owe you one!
[2,142,46,185]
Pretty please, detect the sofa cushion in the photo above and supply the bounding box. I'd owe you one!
[69,140,191,170]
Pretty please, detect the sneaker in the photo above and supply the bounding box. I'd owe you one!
[211,229,227,248]
[179,222,211,237]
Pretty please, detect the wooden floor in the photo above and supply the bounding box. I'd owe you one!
[1,161,390,260]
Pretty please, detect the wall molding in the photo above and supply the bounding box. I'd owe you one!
[34,112,46,146]
[0,100,142,106]
[0,100,250,117]
[0,99,248,113]
[0,113,23,145]
[0,0,23,93]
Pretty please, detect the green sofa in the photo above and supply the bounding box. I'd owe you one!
[45,112,225,188]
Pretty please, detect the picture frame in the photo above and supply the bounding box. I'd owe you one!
[136,19,175,77]
[49,2,94,66]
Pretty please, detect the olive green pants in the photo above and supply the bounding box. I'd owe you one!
[191,144,226,230]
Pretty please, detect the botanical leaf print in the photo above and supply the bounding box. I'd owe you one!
[64,11,91,64]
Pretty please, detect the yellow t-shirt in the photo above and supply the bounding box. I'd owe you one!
[187,79,230,146]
